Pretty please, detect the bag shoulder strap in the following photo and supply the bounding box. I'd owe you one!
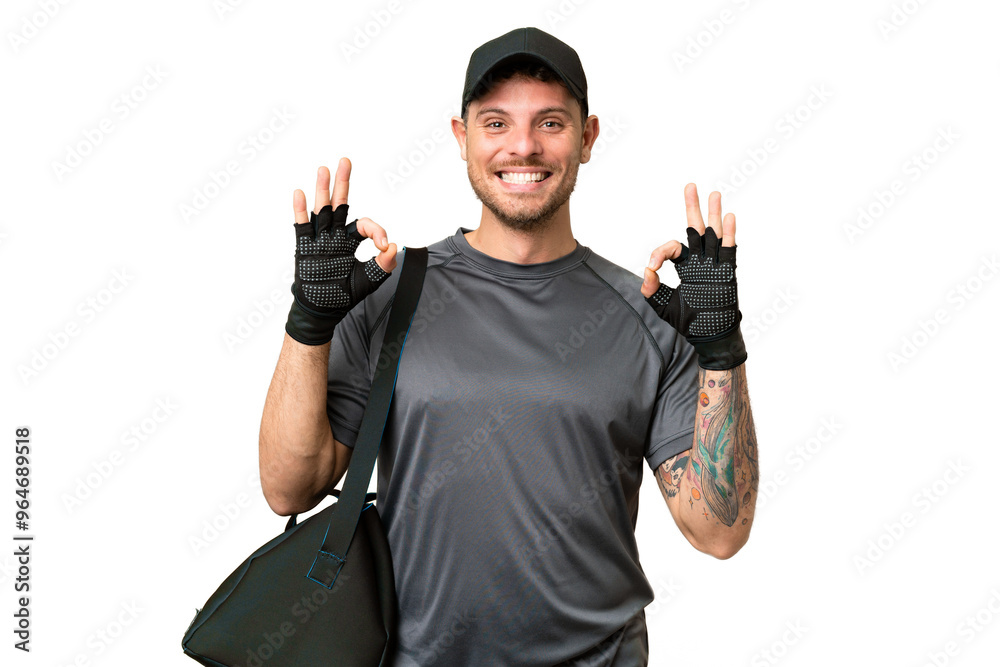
[306,246,427,588]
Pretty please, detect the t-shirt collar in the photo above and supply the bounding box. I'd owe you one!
[447,227,589,278]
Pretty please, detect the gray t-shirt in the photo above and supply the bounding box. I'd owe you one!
[326,228,699,666]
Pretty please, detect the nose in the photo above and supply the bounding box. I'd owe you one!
[505,122,543,159]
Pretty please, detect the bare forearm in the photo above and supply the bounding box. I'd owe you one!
[656,363,759,558]
[259,333,337,514]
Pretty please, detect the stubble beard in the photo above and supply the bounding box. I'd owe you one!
[467,152,581,234]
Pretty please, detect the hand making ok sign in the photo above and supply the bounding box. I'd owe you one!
[641,184,747,370]
[285,158,398,346]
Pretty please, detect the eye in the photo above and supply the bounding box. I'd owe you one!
[542,121,562,128]
[486,121,505,129]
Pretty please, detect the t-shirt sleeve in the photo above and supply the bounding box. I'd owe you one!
[644,331,700,471]
[325,303,373,449]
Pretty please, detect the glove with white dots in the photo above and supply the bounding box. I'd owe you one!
[284,203,391,345]
[645,226,747,370]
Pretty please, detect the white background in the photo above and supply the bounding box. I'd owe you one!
[2,0,999,665]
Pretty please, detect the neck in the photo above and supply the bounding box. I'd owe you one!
[465,205,577,264]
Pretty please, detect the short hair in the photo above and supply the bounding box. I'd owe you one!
[461,56,588,125]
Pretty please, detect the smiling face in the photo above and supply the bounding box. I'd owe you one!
[455,74,597,234]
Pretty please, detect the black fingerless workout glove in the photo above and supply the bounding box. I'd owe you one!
[284,203,391,345]
[645,227,748,370]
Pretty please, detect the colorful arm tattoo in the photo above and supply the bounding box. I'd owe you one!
[657,364,758,531]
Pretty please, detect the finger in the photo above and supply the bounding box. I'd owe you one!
[706,191,723,239]
[686,227,704,257]
[314,166,331,213]
[685,183,705,233]
[640,267,661,298]
[722,212,736,247]
[703,226,720,261]
[375,242,398,273]
[314,204,334,235]
[331,157,351,208]
[292,189,309,225]
[354,217,390,251]
[646,240,684,272]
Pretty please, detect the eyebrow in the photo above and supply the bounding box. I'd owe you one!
[475,106,573,120]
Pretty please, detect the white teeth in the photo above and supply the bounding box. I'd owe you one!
[500,171,548,184]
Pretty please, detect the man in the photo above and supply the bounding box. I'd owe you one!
[259,27,759,666]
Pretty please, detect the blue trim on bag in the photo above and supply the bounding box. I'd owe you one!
[304,499,378,587]
[182,498,383,652]
[306,547,346,589]
[181,510,313,645]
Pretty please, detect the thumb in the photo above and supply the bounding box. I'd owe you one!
[376,242,398,273]
[641,267,660,298]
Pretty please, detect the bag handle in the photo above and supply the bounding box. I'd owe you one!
[306,245,428,588]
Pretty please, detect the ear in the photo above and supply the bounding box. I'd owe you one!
[580,114,600,164]
[451,115,469,161]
